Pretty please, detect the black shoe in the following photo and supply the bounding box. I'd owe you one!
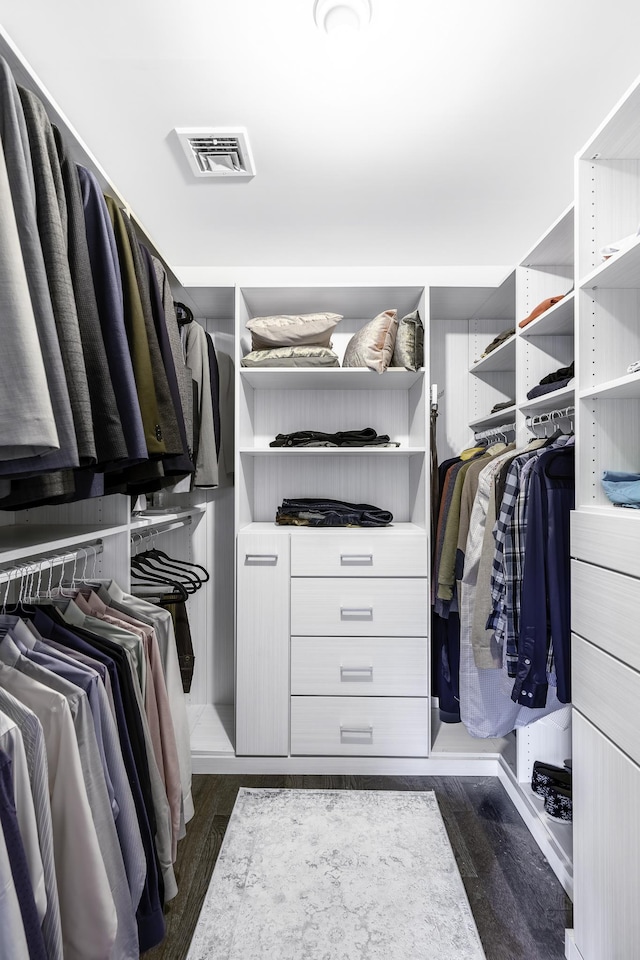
[531,761,572,799]
[544,784,572,823]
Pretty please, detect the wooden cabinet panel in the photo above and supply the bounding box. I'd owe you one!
[573,712,640,960]
[290,577,428,637]
[236,533,290,755]
[290,636,428,696]
[290,696,429,756]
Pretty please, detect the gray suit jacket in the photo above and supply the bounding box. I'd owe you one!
[0,57,78,480]
[53,127,127,468]
[0,128,58,460]
[184,321,218,487]
[18,85,96,466]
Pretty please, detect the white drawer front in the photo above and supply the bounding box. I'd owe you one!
[572,560,640,672]
[290,696,428,756]
[290,577,428,637]
[571,511,640,577]
[291,636,427,696]
[573,712,640,960]
[290,533,428,577]
[573,633,640,766]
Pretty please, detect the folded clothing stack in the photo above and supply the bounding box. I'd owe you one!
[275,497,393,527]
[526,361,574,400]
[601,470,640,509]
[474,328,515,362]
[519,294,567,329]
[270,428,399,448]
[531,760,573,822]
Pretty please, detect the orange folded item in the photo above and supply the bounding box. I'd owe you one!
[519,295,565,329]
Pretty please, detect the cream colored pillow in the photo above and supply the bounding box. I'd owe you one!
[342,310,398,374]
[240,345,340,367]
[390,309,424,371]
[246,312,342,350]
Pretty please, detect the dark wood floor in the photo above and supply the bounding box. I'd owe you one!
[143,775,572,960]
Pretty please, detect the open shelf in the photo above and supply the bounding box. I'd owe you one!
[239,447,425,456]
[0,523,129,566]
[240,368,424,390]
[518,292,575,338]
[519,384,575,414]
[580,238,640,290]
[469,404,516,429]
[469,334,516,373]
[188,703,235,757]
[580,372,640,400]
[238,520,427,535]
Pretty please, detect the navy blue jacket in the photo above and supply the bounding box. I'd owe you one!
[512,444,574,708]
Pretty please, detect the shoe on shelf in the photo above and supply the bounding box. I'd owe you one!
[544,784,573,823]
[531,760,572,799]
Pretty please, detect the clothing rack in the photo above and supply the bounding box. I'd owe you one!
[131,517,193,551]
[526,405,575,430]
[0,540,104,586]
[473,421,516,442]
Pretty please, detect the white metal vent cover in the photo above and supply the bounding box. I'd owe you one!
[174,127,256,178]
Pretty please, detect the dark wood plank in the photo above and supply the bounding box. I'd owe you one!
[142,774,571,960]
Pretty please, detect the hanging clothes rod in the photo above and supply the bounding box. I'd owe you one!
[0,540,104,585]
[474,421,516,441]
[131,517,193,549]
[526,405,575,429]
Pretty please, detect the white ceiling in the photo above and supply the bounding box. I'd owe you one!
[2,1,640,273]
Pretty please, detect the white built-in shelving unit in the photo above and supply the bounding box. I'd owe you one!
[568,73,640,960]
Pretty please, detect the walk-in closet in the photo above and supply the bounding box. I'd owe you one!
[1,3,640,958]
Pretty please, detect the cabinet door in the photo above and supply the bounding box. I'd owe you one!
[236,533,290,755]
[573,711,640,960]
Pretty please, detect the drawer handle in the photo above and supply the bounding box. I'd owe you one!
[340,553,373,566]
[340,666,374,682]
[340,725,373,744]
[340,607,373,621]
[244,553,278,565]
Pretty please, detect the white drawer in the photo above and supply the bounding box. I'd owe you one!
[571,511,640,577]
[290,636,427,696]
[290,532,428,577]
[573,713,640,960]
[290,696,428,756]
[573,633,640,766]
[572,560,640,672]
[290,577,428,637]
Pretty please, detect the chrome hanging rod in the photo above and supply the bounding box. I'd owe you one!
[525,405,575,429]
[474,421,516,441]
[131,517,193,550]
[0,540,104,585]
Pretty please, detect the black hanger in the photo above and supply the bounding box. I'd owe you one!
[144,546,210,583]
[131,554,200,594]
[175,301,194,326]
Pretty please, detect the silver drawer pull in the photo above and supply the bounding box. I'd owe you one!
[340,553,373,566]
[244,553,278,565]
[340,725,373,744]
[340,666,374,682]
[340,607,373,621]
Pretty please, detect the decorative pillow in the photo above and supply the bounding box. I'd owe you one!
[246,313,342,350]
[342,310,398,374]
[390,309,424,371]
[240,346,340,368]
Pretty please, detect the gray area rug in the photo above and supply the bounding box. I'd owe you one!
[187,788,486,960]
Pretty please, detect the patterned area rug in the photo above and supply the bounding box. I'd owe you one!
[187,788,486,960]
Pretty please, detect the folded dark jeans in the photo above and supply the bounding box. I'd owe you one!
[270,428,391,447]
[276,497,393,527]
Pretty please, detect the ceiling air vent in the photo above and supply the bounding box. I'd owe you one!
[175,127,256,178]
